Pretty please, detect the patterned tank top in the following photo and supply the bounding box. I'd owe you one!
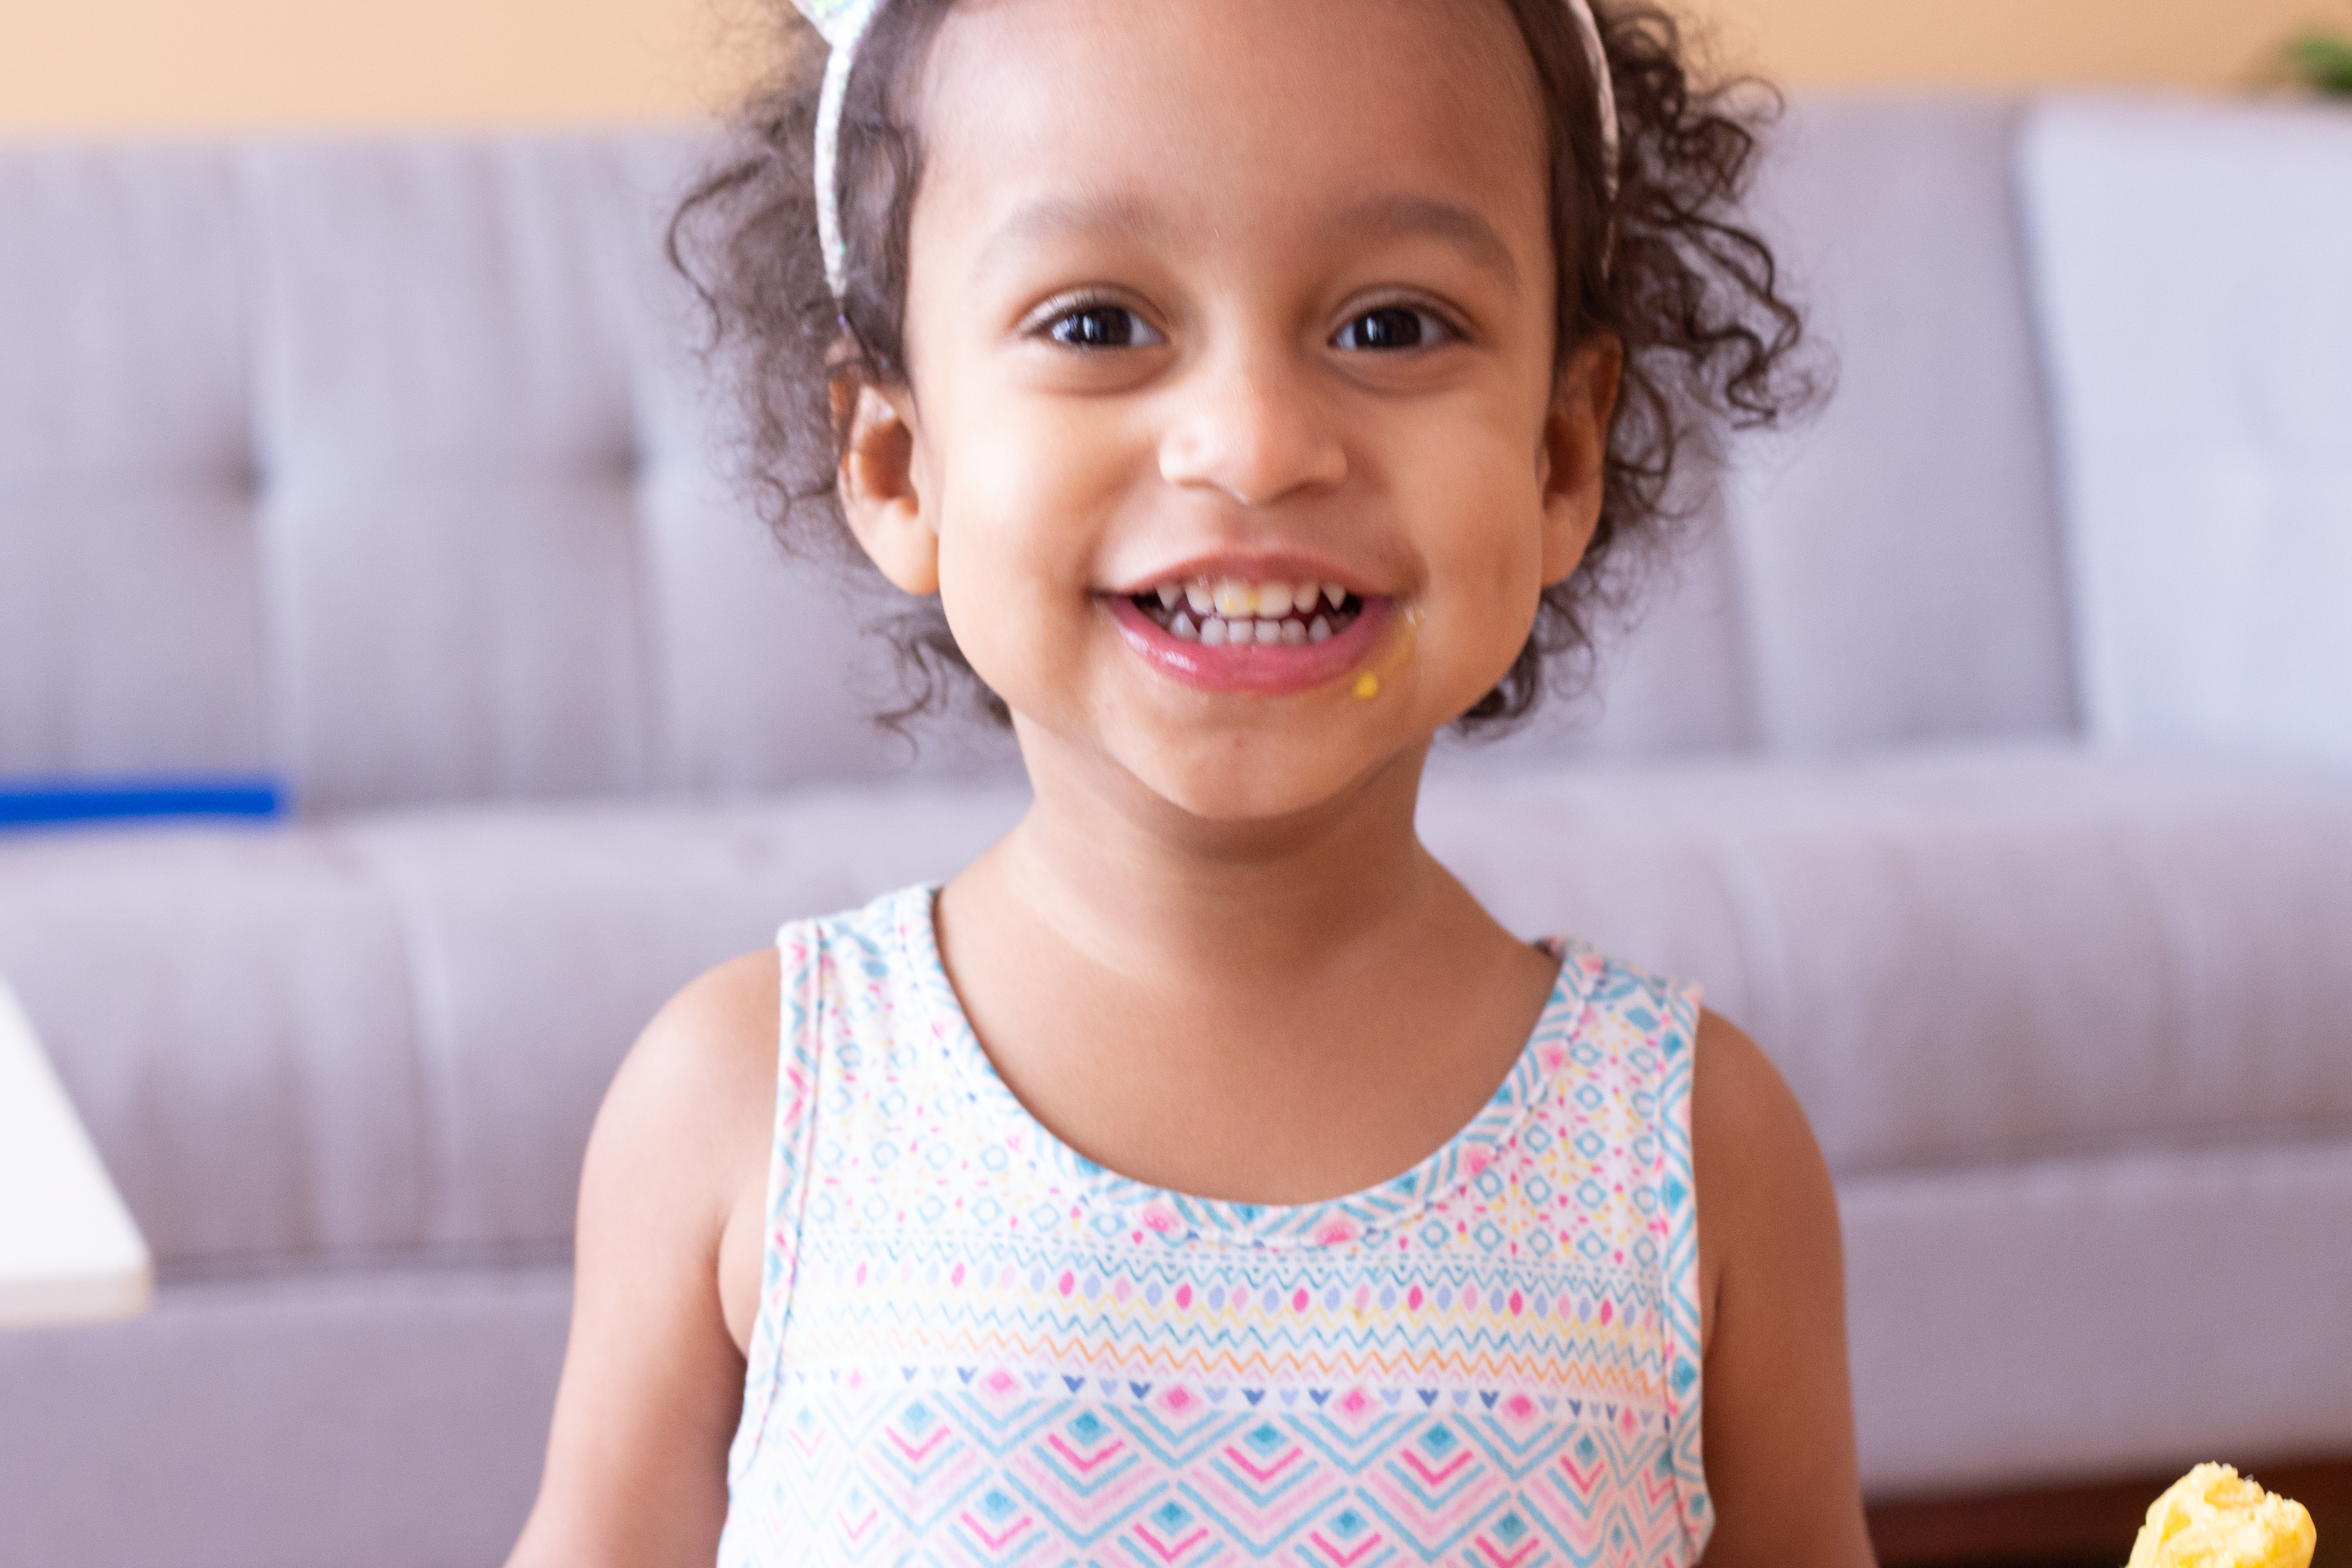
[718,886,1711,1567]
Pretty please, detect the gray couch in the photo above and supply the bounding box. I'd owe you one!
[2,96,2348,1568]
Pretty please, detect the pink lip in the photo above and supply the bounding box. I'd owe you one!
[1107,594,1392,696]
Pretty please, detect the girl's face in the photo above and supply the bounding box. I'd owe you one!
[848,0,1614,823]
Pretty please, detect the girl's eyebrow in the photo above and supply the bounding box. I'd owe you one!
[974,192,1517,288]
[976,193,1175,275]
[1323,194,1520,288]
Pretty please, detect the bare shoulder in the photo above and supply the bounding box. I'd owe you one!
[608,947,783,1167]
[596,947,783,1351]
[1688,1011,1836,1344]
[503,948,782,1568]
[1687,1010,1874,1567]
[576,948,781,1273]
[1691,1012,1814,1176]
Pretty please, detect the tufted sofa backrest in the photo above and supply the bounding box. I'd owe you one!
[0,132,1022,816]
[0,101,2086,815]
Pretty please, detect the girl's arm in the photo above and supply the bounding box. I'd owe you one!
[505,951,781,1568]
[1691,1010,1879,1567]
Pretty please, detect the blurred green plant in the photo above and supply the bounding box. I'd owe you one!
[2281,25,2352,93]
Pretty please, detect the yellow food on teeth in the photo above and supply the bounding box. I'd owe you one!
[2126,1464,2316,1568]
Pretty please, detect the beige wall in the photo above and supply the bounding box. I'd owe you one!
[0,0,763,136]
[1706,0,2335,90]
[0,0,2339,136]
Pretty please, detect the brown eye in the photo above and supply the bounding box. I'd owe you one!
[1048,304,1159,349]
[1335,305,1448,352]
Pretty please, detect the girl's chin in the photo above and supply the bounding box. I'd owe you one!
[1084,717,1431,829]
[1115,758,1386,827]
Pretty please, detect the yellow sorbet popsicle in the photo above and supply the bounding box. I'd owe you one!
[2126,1464,2316,1568]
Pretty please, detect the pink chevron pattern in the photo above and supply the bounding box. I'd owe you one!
[718,887,1710,1565]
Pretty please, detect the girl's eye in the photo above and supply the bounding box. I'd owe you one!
[1334,305,1452,352]
[1045,304,1162,350]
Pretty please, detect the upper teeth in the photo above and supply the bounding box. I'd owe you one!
[1153,577,1350,619]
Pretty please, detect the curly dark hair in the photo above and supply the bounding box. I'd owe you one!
[671,0,1814,733]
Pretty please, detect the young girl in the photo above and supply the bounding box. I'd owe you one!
[511,0,1870,1562]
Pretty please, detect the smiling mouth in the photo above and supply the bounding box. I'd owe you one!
[1126,574,1369,648]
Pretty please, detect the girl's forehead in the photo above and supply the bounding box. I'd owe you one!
[914,0,1550,233]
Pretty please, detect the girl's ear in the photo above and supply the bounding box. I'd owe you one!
[1538,334,1624,586]
[837,381,940,596]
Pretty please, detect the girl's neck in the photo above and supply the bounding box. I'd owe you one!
[931,726,1561,1207]
[977,731,1450,993]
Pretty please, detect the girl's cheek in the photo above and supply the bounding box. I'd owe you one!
[967,426,1144,587]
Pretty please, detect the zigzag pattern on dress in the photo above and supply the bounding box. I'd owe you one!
[782,1233,1673,1384]
[719,886,1711,1566]
[731,1378,1692,1565]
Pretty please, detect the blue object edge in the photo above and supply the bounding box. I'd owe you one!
[0,779,284,829]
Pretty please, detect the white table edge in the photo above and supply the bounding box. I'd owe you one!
[0,1266,155,1332]
[0,975,155,1332]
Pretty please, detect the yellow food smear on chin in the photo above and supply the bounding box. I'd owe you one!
[2127,1464,2317,1568]
[1347,606,1420,704]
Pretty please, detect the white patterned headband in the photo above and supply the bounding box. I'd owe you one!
[792,0,1621,298]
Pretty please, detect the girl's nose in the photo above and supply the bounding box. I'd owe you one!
[1157,347,1348,508]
